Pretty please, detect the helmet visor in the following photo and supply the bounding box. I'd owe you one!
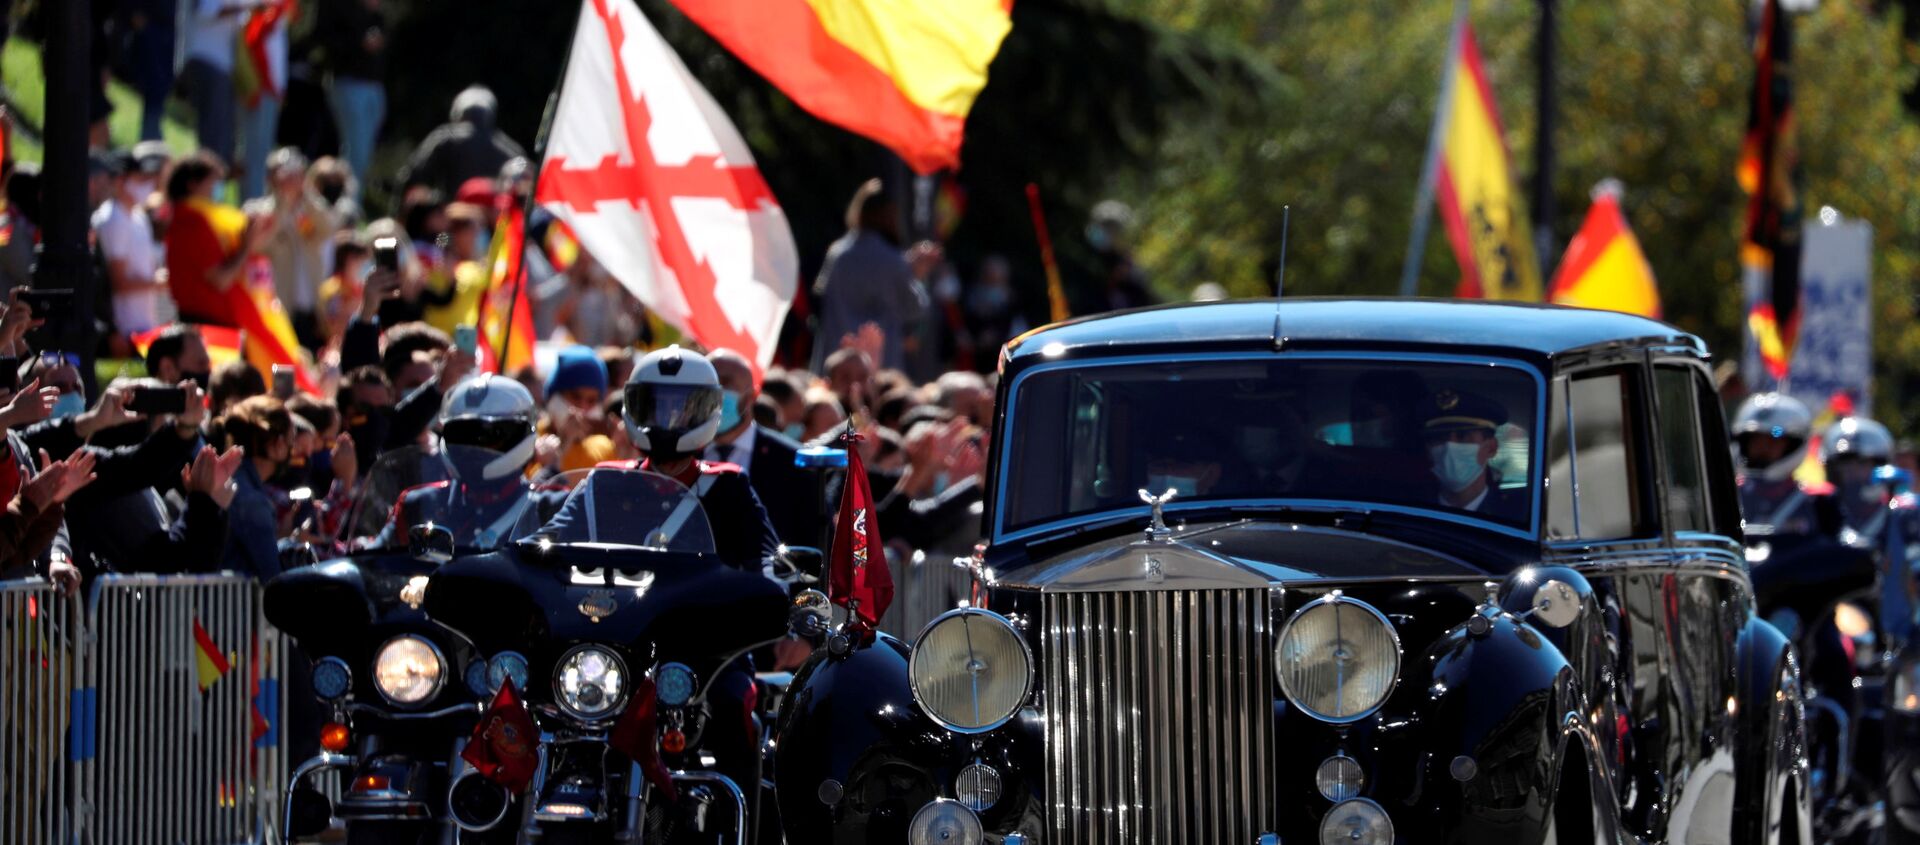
[624,382,722,432]
[440,417,533,453]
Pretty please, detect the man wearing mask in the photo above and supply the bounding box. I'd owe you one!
[217,395,297,579]
[93,147,169,336]
[706,348,813,547]
[145,325,214,392]
[1421,389,1525,523]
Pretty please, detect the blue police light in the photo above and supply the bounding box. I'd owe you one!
[488,652,530,694]
[465,660,491,697]
[795,446,848,469]
[656,663,697,707]
[312,657,352,701]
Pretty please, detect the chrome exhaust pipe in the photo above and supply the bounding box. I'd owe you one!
[448,771,512,832]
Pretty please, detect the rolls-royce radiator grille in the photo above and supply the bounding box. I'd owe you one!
[1043,588,1276,843]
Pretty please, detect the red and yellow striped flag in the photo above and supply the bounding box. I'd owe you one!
[192,618,230,692]
[179,197,316,393]
[1548,184,1660,317]
[131,323,245,371]
[1435,22,1542,302]
[477,205,535,374]
[666,0,1014,174]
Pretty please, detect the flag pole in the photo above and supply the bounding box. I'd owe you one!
[1024,184,1072,323]
[1532,0,1559,278]
[499,0,587,370]
[1398,0,1467,298]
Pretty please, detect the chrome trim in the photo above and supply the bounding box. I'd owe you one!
[908,608,1034,734]
[372,634,448,709]
[344,701,483,721]
[671,770,747,845]
[448,770,513,832]
[1044,587,1275,842]
[281,752,353,841]
[1274,592,1401,724]
[551,644,630,721]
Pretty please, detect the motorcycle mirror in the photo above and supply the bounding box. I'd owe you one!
[790,589,832,638]
[409,523,456,564]
[782,545,825,578]
[277,541,318,572]
[1528,579,1582,629]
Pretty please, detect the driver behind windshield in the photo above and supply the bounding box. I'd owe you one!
[379,374,558,549]
[1422,389,1525,522]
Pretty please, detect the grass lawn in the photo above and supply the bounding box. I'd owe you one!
[0,37,201,164]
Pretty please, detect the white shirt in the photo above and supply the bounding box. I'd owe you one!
[1443,485,1490,513]
[92,200,163,333]
[185,0,248,71]
[706,424,757,474]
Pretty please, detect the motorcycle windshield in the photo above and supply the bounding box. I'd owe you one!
[533,468,716,554]
[343,445,542,552]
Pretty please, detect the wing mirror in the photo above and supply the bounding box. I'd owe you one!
[1497,566,1590,629]
[409,523,456,564]
[790,589,832,638]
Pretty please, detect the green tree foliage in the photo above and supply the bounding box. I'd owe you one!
[1112,0,1920,427]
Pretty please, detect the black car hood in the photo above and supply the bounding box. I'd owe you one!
[995,519,1492,592]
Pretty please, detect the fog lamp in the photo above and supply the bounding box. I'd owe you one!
[1320,798,1392,845]
[1315,754,1364,802]
[908,798,983,845]
[955,763,1002,811]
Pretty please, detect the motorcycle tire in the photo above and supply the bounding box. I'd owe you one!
[345,820,430,845]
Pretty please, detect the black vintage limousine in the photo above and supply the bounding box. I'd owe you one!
[775,299,1809,845]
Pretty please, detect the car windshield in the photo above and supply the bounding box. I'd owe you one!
[1000,357,1539,533]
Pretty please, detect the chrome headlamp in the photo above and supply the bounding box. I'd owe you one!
[373,635,446,707]
[554,645,627,721]
[1276,593,1401,723]
[908,608,1033,733]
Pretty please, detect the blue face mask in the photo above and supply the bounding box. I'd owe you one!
[1429,442,1485,493]
[718,390,743,432]
[783,423,805,441]
[51,392,85,420]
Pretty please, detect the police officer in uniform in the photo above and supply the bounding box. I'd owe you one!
[1421,389,1526,523]
[544,345,779,794]
[382,374,557,547]
[1732,392,1832,536]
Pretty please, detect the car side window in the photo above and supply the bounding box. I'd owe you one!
[1692,371,1743,536]
[1546,367,1650,540]
[1653,366,1709,533]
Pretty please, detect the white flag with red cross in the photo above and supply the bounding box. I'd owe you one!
[536,0,798,372]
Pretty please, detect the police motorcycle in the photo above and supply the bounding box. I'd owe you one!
[270,376,558,844]
[420,466,792,843]
[1739,395,1889,842]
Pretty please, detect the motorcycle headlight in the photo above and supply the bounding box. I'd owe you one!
[373,635,446,707]
[1276,593,1400,723]
[554,646,627,721]
[909,608,1032,733]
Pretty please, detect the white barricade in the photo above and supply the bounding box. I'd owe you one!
[877,548,975,640]
[0,580,78,845]
[75,574,288,845]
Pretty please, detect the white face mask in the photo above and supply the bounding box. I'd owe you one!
[124,178,156,203]
[1429,442,1485,493]
[1147,473,1200,498]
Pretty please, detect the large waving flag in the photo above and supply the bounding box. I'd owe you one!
[476,203,536,374]
[666,0,1012,174]
[1740,0,1802,380]
[537,0,800,373]
[1548,182,1660,317]
[177,198,317,393]
[1431,17,1541,301]
[132,324,244,371]
[234,0,294,107]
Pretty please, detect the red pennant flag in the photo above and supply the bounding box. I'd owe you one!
[608,676,678,802]
[462,680,541,792]
[828,437,894,633]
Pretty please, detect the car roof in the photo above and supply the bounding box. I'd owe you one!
[1003,298,1702,368]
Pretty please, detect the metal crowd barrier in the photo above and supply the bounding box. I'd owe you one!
[0,574,289,845]
[877,548,975,640]
[0,580,78,845]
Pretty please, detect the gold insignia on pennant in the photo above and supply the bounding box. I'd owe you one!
[1436,390,1460,411]
[579,591,617,623]
[400,576,429,609]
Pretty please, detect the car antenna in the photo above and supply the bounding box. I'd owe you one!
[1272,205,1290,350]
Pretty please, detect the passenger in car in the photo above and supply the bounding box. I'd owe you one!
[1421,389,1526,523]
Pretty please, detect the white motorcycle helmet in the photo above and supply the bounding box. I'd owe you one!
[1731,392,1813,482]
[623,345,722,461]
[1822,415,1895,465]
[436,374,537,481]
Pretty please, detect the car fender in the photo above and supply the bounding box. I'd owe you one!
[1422,611,1577,843]
[1732,614,1807,842]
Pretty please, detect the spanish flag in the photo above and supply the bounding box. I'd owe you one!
[1739,0,1802,380]
[131,324,246,371]
[193,618,231,692]
[1433,18,1542,302]
[174,198,317,393]
[477,204,535,375]
[1548,183,1660,318]
[664,0,1014,174]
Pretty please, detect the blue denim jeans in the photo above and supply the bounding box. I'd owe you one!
[328,76,385,197]
[181,58,236,165]
[241,95,282,201]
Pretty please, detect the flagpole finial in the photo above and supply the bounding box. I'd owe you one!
[1591,178,1625,201]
